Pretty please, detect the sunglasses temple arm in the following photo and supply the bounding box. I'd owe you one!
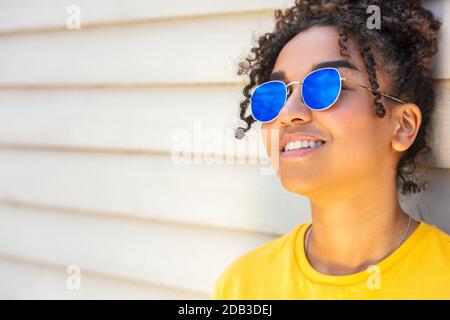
[344,79,407,104]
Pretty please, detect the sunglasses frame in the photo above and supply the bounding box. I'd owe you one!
[250,67,407,123]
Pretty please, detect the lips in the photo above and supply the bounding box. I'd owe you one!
[280,145,325,160]
[279,133,327,152]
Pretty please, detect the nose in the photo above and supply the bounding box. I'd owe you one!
[277,84,313,126]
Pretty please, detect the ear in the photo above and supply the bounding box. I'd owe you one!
[391,103,422,152]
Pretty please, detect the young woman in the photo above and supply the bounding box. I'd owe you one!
[212,0,450,299]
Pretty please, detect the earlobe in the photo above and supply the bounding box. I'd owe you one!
[391,104,422,152]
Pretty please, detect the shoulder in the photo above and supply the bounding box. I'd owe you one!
[415,220,450,263]
[210,223,305,299]
[422,221,450,247]
[402,220,450,291]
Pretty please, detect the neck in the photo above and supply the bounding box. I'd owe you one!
[305,175,418,276]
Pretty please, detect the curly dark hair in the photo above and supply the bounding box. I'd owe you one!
[235,0,441,195]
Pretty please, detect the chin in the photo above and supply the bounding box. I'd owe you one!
[279,177,317,196]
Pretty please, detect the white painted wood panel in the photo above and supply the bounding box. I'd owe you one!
[0,86,266,161]
[0,150,310,236]
[0,14,275,85]
[0,1,447,83]
[431,80,450,168]
[0,257,208,299]
[0,0,294,32]
[424,0,450,80]
[0,205,276,294]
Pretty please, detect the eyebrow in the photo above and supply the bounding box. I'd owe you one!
[269,60,359,81]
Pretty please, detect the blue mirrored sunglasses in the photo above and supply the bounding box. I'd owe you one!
[250,67,407,123]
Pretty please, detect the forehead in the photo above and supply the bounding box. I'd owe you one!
[273,26,364,75]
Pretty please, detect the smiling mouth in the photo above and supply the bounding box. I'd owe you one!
[279,140,327,160]
[281,140,327,153]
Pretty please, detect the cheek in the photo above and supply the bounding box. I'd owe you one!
[324,97,389,171]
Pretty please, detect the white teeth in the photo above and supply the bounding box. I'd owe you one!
[284,140,325,152]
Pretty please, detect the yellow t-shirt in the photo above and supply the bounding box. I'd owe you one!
[211,220,450,299]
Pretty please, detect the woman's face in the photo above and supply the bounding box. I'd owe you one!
[262,26,402,198]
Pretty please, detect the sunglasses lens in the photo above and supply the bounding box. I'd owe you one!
[302,68,341,110]
[251,81,286,122]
